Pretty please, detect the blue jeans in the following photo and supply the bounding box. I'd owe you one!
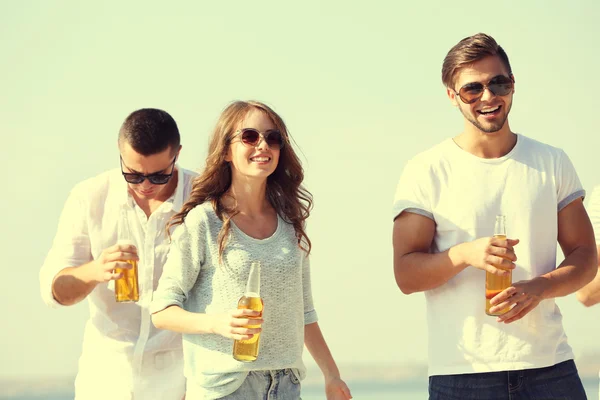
[220,369,301,400]
[429,360,587,399]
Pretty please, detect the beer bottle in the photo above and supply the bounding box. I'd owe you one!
[115,207,139,302]
[485,215,512,315]
[233,261,263,362]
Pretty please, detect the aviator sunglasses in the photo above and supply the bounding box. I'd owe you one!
[120,156,176,185]
[232,128,285,150]
[453,75,514,104]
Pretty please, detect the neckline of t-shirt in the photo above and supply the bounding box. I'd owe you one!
[447,133,522,164]
[229,213,283,244]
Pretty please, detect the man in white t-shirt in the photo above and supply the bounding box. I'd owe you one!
[40,108,197,399]
[392,33,597,399]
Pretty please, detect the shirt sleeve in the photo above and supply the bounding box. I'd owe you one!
[149,211,205,314]
[586,186,600,245]
[556,149,585,212]
[301,250,318,325]
[392,158,434,221]
[39,189,92,308]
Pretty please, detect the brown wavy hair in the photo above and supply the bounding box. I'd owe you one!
[167,100,312,260]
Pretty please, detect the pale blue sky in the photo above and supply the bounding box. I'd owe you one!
[2,0,600,378]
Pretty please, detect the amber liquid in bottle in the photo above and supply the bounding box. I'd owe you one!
[114,208,139,302]
[233,262,263,362]
[485,215,511,315]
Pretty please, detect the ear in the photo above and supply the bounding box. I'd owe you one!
[510,74,516,94]
[447,87,459,107]
[175,144,182,160]
[224,146,232,162]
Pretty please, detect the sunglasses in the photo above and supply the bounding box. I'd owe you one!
[120,156,176,185]
[232,128,285,150]
[454,75,514,104]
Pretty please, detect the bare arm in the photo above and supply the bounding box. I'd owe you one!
[576,245,600,306]
[490,199,597,322]
[393,212,465,294]
[151,305,262,340]
[304,322,340,381]
[152,305,216,334]
[545,198,596,297]
[393,212,518,294]
[52,262,102,306]
[52,243,138,306]
[304,322,352,400]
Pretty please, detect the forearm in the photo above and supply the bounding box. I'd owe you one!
[151,305,215,334]
[576,267,600,306]
[539,245,597,300]
[52,262,99,306]
[304,322,340,381]
[394,243,469,294]
[576,244,600,306]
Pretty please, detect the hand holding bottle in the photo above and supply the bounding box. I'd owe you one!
[461,236,519,275]
[90,243,138,283]
[210,309,263,341]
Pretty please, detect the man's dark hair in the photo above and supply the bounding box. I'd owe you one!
[118,108,180,156]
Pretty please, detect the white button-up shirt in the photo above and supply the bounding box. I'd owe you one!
[40,166,197,400]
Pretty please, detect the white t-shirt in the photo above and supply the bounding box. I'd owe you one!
[392,134,584,376]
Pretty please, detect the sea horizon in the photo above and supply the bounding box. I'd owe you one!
[2,374,598,399]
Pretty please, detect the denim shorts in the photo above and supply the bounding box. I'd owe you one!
[429,359,587,400]
[217,369,301,400]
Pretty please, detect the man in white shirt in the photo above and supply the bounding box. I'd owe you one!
[40,108,197,400]
[392,33,597,399]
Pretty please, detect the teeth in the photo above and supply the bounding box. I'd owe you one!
[251,157,269,162]
[480,106,500,113]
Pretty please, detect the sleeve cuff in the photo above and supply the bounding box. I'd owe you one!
[304,309,318,325]
[40,267,69,309]
[393,205,434,222]
[41,286,68,309]
[149,298,183,315]
[558,189,585,212]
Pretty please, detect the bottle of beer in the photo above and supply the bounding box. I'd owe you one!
[115,207,139,302]
[233,261,263,362]
[485,215,512,315]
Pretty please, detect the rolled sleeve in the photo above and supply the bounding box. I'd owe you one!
[40,190,92,308]
[301,251,318,325]
[556,149,585,212]
[392,159,434,222]
[150,215,204,314]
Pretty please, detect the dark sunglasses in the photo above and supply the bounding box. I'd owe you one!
[454,75,514,104]
[232,128,285,150]
[120,156,176,185]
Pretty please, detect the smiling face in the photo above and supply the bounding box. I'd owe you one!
[448,55,515,134]
[225,108,280,183]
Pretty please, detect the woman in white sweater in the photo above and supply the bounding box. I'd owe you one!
[150,100,351,400]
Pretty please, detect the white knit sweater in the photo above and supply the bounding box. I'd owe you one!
[150,202,318,399]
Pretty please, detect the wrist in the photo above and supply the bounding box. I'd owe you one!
[449,242,469,269]
[531,276,551,300]
[82,260,101,284]
[205,314,218,335]
[322,366,341,383]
